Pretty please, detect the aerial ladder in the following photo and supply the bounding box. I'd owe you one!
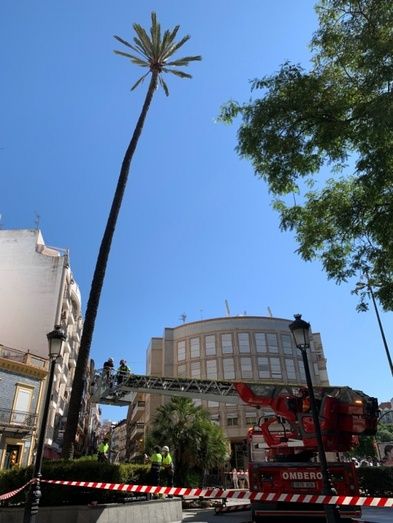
[92,370,379,521]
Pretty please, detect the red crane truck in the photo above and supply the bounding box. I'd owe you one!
[94,372,379,521]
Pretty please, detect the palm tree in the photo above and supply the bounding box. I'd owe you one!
[149,397,228,486]
[62,13,201,458]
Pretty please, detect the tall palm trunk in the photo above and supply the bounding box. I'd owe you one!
[62,72,158,458]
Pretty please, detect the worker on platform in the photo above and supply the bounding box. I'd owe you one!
[116,359,130,384]
[161,445,174,488]
[103,357,114,385]
[148,445,162,486]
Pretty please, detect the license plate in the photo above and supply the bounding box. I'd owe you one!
[292,481,316,489]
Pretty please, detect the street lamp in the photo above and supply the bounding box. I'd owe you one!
[289,314,341,523]
[355,280,393,377]
[23,325,66,523]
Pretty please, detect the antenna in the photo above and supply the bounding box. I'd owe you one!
[225,300,231,317]
[267,306,273,317]
[180,313,187,324]
[34,211,40,230]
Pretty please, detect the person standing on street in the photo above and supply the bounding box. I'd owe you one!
[97,438,109,462]
[161,445,174,488]
[148,445,162,486]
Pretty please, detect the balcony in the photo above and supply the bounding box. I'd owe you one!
[0,345,48,370]
[0,407,37,434]
[129,422,145,440]
[129,401,145,422]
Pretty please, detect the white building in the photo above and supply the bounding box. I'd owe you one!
[0,229,84,455]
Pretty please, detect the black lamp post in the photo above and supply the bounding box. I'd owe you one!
[23,325,66,523]
[356,280,393,377]
[289,314,341,523]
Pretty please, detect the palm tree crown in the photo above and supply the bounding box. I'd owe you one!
[114,12,202,95]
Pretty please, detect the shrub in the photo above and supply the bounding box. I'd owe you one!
[357,466,393,497]
[0,459,150,507]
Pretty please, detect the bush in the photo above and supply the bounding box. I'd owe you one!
[357,466,393,497]
[0,459,150,507]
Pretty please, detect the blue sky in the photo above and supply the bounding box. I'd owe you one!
[2,1,391,422]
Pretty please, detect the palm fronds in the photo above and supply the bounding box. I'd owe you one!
[114,11,201,95]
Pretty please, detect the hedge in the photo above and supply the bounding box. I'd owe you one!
[0,458,150,507]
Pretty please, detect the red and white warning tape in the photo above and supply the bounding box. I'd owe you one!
[0,479,34,501]
[1,478,392,508]
[38,479,393,508]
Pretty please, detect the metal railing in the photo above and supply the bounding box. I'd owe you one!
[0,407,37,429]
[0,344,48,369]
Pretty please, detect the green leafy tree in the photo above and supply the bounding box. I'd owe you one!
[377,423,393,443]
[148,397,228,486]
[62,13,201,458]
[220,0,393,310]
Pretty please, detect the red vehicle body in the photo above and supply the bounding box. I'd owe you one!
[234,382,379,521]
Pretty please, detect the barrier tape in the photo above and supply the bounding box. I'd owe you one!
[39,479,393,508]
[215,503,251,513]
[0,479,35,501]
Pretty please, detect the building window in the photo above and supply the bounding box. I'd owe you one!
[285,359,296,381]
[223,358,235,379]
[177,340,186,361]
[240,357,253,378]
[238,332,250,353]
[245,413,257,425]
[282,334,293,355]
[208,401,219,407]
[257,357,270,378]
[255,333,267,353]
[190,337,200,359]
[205,335,216,356]
[206,359,217,379]
[211,414,220,425]
[221,334,233,354]
[267,333,279,353]
[178,364,187,377]
[191,361,200,378]
[193,399,202,406]
[270,357,282,378]
[12,385,33,424]
[227,416,238,426]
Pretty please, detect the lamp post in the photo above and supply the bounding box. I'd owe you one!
[356,280,393,377]
[23,326,66,523]
[289,314,341,523]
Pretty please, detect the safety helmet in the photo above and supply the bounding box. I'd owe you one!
[108,357,114,363]
[162,446,169,452]
[120,359,126,365]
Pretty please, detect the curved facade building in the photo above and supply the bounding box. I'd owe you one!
[128,316,329,464]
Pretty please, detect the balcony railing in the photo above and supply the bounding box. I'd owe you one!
[0,407,37,430]
[0,344,47,369]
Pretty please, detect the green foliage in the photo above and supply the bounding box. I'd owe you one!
[148,397,229,486]
[377,423,393,442]
[0,459,150,507]
[357,466,393,497]
[114,11,201,95]
[219,0,393,310]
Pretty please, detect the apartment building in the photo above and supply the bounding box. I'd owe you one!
[0,229,87,455]
[127,316,329,466]
[0,344,48,469]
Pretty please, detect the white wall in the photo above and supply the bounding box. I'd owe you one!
[0,229,66,357]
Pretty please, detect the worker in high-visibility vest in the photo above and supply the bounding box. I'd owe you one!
[161,445,174,488]
[97,438,109,462]
[148,445,162,485]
